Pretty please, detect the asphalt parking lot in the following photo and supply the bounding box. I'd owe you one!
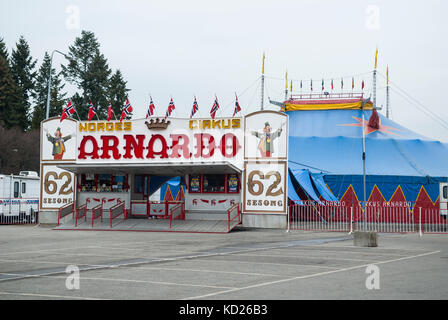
[0,225,447,300]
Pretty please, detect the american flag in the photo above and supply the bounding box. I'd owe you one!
[190,96,199,118]
[146,96,155,118]
[60,101,75,122]
[120,98,133,122]
[210,96,220,119]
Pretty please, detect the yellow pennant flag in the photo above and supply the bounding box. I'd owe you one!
[262,53,265,75]
[285,70,288,89]
[374,48,378,69]
[290,80,293,92]
[386,66,389,85]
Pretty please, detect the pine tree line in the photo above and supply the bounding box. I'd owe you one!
[0,30,131,132]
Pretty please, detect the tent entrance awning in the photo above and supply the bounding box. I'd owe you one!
[57,162,242,175]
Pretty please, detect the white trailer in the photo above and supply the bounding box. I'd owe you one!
[0,171,40,223]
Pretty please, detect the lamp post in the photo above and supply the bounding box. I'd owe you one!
[45,50,69,119]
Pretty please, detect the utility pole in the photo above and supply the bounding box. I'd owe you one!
[46,50,69,119]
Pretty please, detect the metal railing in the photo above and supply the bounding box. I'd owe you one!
[58,202,74,226]
[0,198,39,225]
[110,201,126,228]
[288,201,447,234]
[169,202,185,228]
[227,203,241,232]
[75,204,87,227]
[289,92,364,101]
[0,210,39,225]
[91,203,103,227]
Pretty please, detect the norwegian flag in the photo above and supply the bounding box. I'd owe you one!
[233,94,242,117]
[146,96,155,119]
[60,101,75,122]
[107,103,114,121]
[120,98,133,122]
[88,101,96,121]
[165,98,175,119]
[210,96,220,120]
[190,96,199,118]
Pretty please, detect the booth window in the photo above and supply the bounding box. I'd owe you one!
[112,175,126,192]
[79,174,128,193]
[81,174,96,192]
[97,174,112,192]
[444,186,447,199]
[21,182,26,194]
[202,174,225,193]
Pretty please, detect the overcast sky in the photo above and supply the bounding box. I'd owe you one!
[1,0,447,141]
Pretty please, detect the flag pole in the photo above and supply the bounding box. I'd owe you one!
[373,47,378,109]
[261,52,265,111]
[386,66,390,118]
[284,70,288,101]
[73,102,81,121]
[362,100,367,231]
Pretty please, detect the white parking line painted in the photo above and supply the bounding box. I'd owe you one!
[192,258,340,269]
[0,291,103,300]
[183,250,441,300]
[0,272,238,290]
[232,252,380,262]
[0,258,116,268]
[0,246,102,256]
[268,247,416,257]
[120,265,286,278]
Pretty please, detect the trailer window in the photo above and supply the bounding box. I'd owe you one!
[22,182,26,194]
[14,181,19,198]
[443,186,447,199]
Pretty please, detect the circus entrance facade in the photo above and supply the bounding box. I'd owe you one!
[39,111,289,232]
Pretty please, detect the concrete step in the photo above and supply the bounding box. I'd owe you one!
[186,210,227,221]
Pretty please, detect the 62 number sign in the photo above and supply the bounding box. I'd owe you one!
[243,162,287,214]
[40,165,75,209]
[44,171,73,195]
[247,170,283,197]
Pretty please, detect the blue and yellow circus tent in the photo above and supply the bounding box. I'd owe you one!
[284,100,448,209]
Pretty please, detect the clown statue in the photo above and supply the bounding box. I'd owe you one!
[251,122,282,158]
[45,127,73,160]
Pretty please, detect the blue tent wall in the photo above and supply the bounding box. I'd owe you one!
[323,174,444,205]
[286,109,448,205]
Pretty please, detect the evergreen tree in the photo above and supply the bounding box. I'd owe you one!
[10,36,37,130]
[62,30,113,120]
[0,55,23,129]
[31,52,66,129]
[85,51,112,119]
[0,37,9,65]
[108,69,131,119]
